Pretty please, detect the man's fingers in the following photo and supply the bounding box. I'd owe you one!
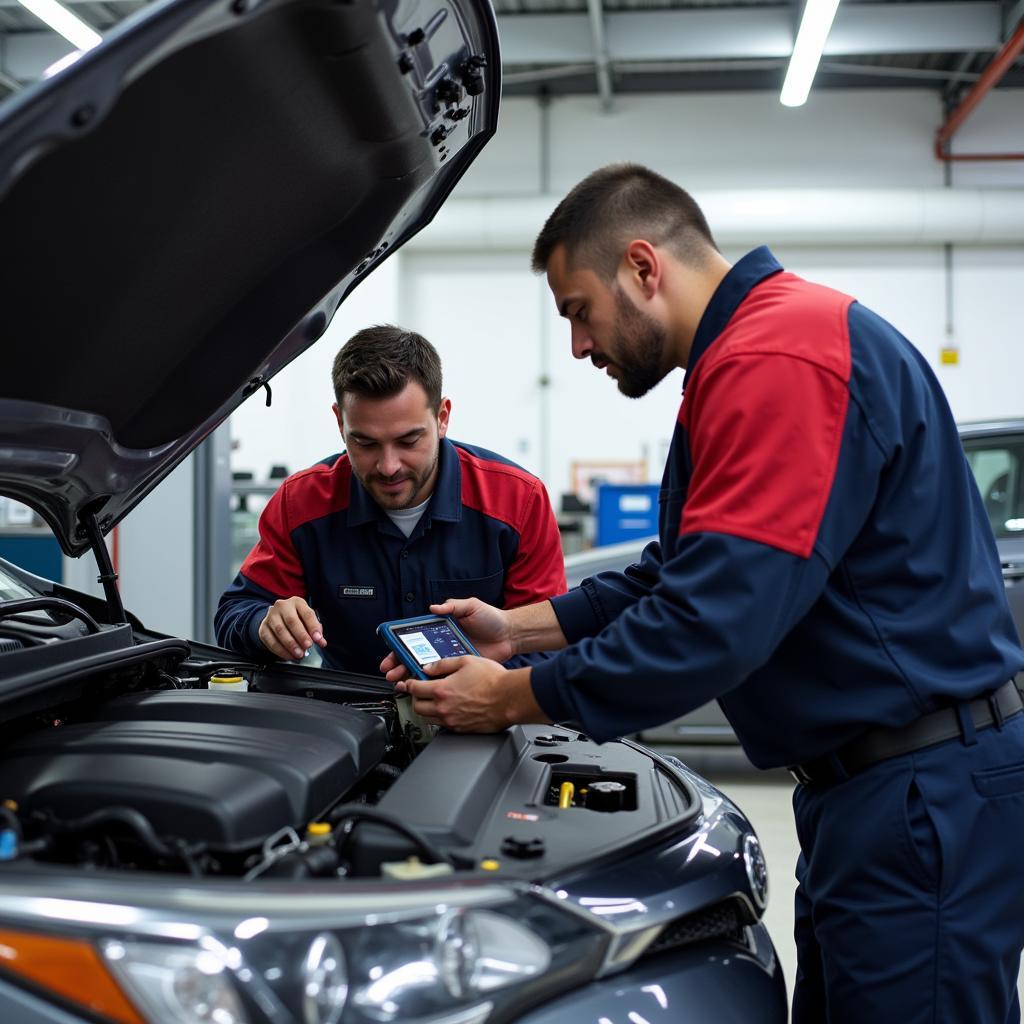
[430,598,475,618]
[406,677,443,700]
[380,652,411,684]
[258,622,292,660]
[298,604,326,647]
[267,615,303,659]
[279,605,314,654]
[423,656,472,677]
[411,697,440,723]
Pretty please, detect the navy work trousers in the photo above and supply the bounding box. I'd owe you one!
[791,710,1024,1024]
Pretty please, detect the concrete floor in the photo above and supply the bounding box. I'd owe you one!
[686,756,1024,1012]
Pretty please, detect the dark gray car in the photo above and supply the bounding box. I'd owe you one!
[959,420,1024,647]
[0,0,786,1021]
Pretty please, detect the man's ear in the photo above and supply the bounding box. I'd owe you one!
[437,397,452,438]
[332,402,344,436]
[623,239,661,300]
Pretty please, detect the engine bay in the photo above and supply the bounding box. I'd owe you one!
[0,620,702,885]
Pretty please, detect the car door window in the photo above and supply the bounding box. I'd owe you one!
[964,437,1024,538]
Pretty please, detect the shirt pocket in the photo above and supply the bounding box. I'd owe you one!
[429,569,505,607]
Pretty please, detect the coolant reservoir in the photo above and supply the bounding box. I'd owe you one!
[208,671,248,692]
[381,856,453,881]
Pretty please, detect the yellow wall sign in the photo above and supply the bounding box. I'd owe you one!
[940,347,960,366]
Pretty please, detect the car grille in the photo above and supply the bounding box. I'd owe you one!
[642,900,747,958]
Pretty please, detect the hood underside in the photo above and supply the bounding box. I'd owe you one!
[0,0,499,554]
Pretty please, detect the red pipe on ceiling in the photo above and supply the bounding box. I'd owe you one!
[935,19,1024,162]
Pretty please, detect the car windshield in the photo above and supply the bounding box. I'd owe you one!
[0,563,37,602]
[963,435,1024,539]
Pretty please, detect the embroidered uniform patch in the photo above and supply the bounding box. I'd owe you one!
[339,585,376,599]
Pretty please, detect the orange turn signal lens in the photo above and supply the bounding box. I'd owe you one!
[0,928,144,1024]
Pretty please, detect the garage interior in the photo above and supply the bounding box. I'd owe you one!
[1,0,1023,1009]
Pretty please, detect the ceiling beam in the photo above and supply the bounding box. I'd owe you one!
[943,51,978,99]
[585,0,612,111]
[1,1,1007,84]
[820,60,982,84]
[497,3,1002,66]
[503,58,986,88]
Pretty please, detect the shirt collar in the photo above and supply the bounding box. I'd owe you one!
[684,246,783,385]
[346,437,462,527]
[426,438,462,523]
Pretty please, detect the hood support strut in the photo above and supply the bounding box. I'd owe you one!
[81,512,127,626]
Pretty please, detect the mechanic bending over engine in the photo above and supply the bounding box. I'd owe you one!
[215,325,566,673]
[382,165,1024,1023]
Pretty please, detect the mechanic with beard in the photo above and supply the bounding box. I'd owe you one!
[215,325,566,672]
[383,165,1024,1023]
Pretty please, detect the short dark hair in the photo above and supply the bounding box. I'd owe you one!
[332,325,443,412]
[531,163,718,279]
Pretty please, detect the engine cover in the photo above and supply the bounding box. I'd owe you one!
[1,690,387,850]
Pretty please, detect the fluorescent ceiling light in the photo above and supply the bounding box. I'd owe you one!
[43,49,85,77]
[780,0,841,108]
[17,0,101,52]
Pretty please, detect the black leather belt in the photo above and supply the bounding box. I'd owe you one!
[789,680,1023,786]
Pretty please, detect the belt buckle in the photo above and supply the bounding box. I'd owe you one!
[788,764,812,785]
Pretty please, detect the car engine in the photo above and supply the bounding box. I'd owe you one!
[0,619,704,887]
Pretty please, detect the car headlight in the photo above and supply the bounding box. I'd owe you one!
[347,907,551,1020]
[302,933,347,1024]
[103,939,248,1024]
[742,833,768,911]
[0,885,605,1024]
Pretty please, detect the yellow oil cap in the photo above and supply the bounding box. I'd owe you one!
[306,822,332,846]
[210,674,244,684]
[480,859,501,871]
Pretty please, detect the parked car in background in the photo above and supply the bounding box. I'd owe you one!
[958,420,1024,650]
[565,542,738,748]
[569,419,1024,753]
[0,0,787,1020]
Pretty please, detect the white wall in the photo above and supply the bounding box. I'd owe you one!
[230,88,1024,498]
[454,90,949,195]
[400,252,548,477]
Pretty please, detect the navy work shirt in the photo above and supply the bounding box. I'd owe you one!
[530,247,1024,768]
[216,438,566,673]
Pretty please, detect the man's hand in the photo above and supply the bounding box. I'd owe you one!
[380,597,514,685]
[258,597,327,661]
[405,659,550,732]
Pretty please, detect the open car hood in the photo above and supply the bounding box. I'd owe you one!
[0,0,499,555]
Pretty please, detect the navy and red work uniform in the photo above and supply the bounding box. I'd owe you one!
[215,438,567,674]
[530,247,1024,1023]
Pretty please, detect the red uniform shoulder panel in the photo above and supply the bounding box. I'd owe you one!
[694,271,853,384]
[456,446,542,533]
[679,276,854,559]
[277,457,354,531]
[240,457,352,597]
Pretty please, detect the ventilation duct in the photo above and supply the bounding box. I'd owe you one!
[408,188,1024,250]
